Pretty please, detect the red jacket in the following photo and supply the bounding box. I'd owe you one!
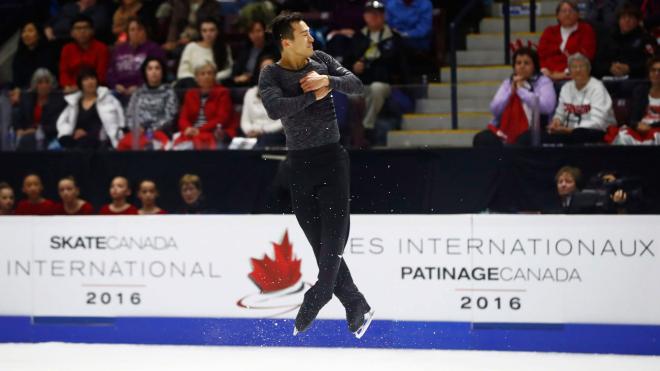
[15,199,57,215]
[99,204,139,215]
[53,202,95,215]
[59,39,110,88]
[538,21,596,73]
[178,85,236,138]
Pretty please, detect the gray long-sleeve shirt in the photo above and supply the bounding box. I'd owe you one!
[258,50,364,150]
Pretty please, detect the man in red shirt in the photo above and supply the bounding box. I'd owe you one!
[59,14,110,93]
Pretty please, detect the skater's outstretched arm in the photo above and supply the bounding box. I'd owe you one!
[315,51,364,96]
[259,65,317,120]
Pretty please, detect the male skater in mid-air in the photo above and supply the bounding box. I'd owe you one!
[258,12,374,338]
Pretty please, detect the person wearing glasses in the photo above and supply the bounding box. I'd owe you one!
[538,0,596,81]
[547,53,614,144]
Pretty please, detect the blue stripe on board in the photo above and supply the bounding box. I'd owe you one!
[0,316,658,355]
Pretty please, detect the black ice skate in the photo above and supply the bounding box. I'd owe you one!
[293,299,321,336]
[348,304,375,339]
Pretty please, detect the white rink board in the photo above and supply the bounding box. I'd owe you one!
[0,215,658,325]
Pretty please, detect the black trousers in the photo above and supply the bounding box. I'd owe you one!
[288,142,368,313]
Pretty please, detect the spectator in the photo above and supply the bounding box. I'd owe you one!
[324,0,367,63]
[15,173,57,215]
[610,56,660,145]
[59,14,110,93]
[11,22,57,92]
[137,179,166,214]
[0,182,15,215]
[112,0,143,41]
[230,20,278,86]
[385,0,432,51]
[348,0,410,134]
[546,166,582,213]
[174,60,235,150]
[177,17,234,84]
[538,0,597,81]
[45,0,112,43]
[164,0,221,52]
[547,53,614,144]
[57,68,125,150]
[240,55,285,147]
[587,0,629,35]
[118,57,178,151]
[107,17,166,100]
[98,176,139,215]
[13,69,66,151]
[52,176,95,215]
[474,47,557,146]
[178,173,212,213]
[595,3,656,80]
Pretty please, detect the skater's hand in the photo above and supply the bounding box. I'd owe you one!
[300,71,329,93]
[314,86,332,101]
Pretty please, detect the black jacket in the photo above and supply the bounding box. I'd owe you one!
[13,91,66,142]
[595,26,657,79]
[12,41,58,89]
[346,26,409,85]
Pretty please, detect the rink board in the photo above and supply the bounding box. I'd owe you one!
[0,215,659,355]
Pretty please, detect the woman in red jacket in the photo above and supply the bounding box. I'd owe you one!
[538,0,596,81]
[173,60,236,150]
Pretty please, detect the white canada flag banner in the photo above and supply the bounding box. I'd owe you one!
[0,215,658,325]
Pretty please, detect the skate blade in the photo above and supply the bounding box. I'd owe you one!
[353,310,375,339]
[293,327,299,336]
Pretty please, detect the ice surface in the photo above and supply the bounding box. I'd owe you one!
[0,343,659,371]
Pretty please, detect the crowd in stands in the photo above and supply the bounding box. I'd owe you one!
[0,172,213,215]
[0,0,440,151]
[479,0,660,147]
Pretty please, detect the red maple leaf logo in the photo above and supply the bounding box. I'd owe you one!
[248,230,302,293]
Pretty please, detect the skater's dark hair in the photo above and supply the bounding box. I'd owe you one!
[76,67,98,90]
[0,182,13,192]
[269,12,304,50]
[140,56,166,86]
[71,14,94,30]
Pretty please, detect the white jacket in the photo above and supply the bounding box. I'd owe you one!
[57,86,125,148]
[553,77,615,131]
[240,86,283,134]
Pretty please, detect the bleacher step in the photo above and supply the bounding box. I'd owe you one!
[440,66,511,83]
[402,113,490,130]
[387,129,479,148]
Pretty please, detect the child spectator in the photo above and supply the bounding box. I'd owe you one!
[177,17,233,84]
[59,14,110,93]
[107,17,166,100]
[179,174,212,213]
[240,55,284,148]
[538,0,596,81]
[53,176,95,215]
[13,69,66,151]
[137,179,166,214]
[0,182,16,215]
[174,60,235,150]
[118,57,178,151]
[99,176,139,215]
[15,173,57,215]
[57,68,125,150]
